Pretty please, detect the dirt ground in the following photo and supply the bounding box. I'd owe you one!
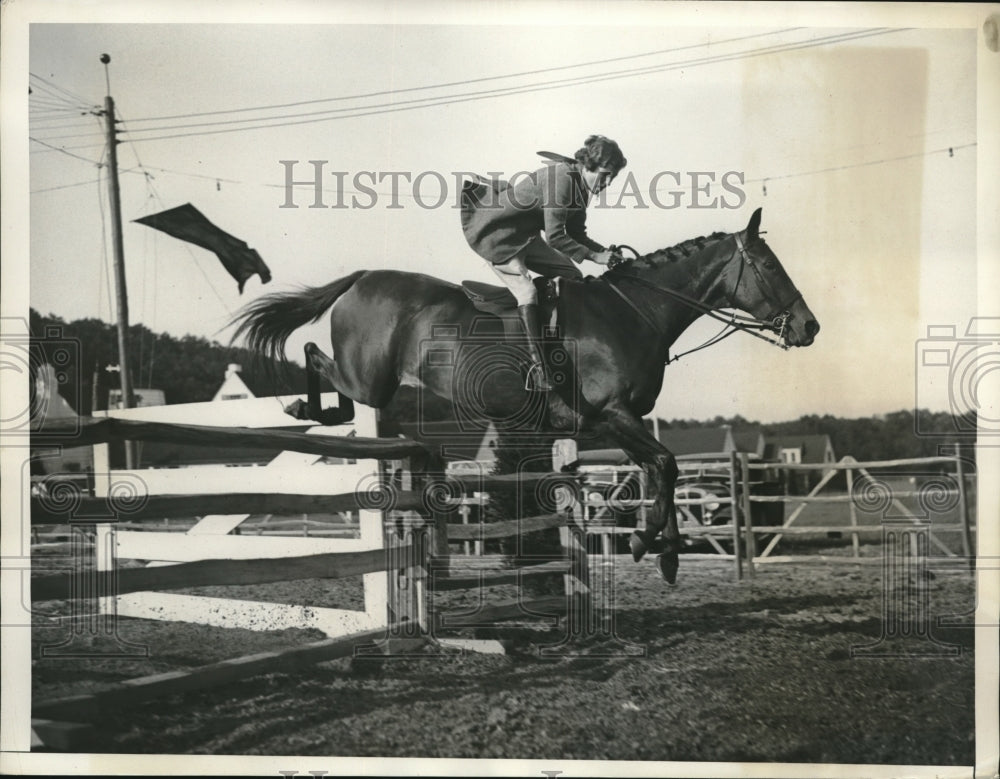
[31,546,977,767]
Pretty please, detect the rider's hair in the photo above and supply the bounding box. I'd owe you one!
[574,135,627,174]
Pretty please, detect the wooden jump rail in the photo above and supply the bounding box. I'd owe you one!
[33,414,429,460]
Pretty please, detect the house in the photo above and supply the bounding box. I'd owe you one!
[764,434,837,492]
[764,434,836,467]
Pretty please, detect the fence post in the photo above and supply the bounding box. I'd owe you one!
[739,453,756,578]
[559,478,591,604]
[846,465,860,559]
[729,451,742,581]
[459,502,472,556]
[954,444,973,562]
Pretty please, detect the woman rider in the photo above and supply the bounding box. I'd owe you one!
[460,135,627,391]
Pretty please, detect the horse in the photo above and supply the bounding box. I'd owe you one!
[231,207,819,584]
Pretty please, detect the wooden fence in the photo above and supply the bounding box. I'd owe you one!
[28,397,622,748]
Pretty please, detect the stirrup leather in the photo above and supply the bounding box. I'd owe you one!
[525,361,552,392]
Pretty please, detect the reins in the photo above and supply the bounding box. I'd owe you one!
[604,237,795,364]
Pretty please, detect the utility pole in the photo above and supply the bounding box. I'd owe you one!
[100,53,135,468]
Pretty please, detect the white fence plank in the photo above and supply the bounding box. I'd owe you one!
[115,592,380,638]
[115,531,377,562]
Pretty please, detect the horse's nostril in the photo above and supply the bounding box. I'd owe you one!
[805,320,820,337]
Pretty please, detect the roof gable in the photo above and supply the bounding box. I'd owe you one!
[212,365,256,401]
[765,434,835,463]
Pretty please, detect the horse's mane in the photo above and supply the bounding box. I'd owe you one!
[616,231,729,270]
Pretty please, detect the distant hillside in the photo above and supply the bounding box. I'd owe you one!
[28,309,454,424]
[30,309,307,415]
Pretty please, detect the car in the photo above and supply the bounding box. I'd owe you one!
[581,470,785,552]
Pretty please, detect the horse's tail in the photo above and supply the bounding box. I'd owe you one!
[230,270,367,366]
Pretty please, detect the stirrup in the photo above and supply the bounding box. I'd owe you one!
[525,362,552,392]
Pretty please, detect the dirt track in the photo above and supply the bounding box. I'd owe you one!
[31,553,976,767]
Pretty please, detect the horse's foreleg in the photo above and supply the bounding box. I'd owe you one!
[601,405,681,584]
[283,342,355,425]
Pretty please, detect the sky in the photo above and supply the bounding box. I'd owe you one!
[11,5,996,425]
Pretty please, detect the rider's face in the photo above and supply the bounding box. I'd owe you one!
[582,165,616,196]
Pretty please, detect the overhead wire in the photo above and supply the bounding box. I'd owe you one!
[29,30,802,145]
[123,27,805,123]
[29,71,96,107]
[29,136,104,165]
[743,143,977,187]
[39,28,905,151]
[120,28,904,143]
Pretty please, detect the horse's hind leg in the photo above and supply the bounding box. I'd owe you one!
[283,342,355,425]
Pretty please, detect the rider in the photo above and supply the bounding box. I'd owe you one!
[460,134,627,391]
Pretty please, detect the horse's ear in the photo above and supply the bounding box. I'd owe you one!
[746,207,762,239]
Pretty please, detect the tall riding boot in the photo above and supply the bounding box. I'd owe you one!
[517,303,553,392]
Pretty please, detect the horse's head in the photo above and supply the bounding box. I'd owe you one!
[723,208,819,348]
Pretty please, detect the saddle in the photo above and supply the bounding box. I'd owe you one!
[460,277,559,338]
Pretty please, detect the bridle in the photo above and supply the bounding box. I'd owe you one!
[604,233,802,364]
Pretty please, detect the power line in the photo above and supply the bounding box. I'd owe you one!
[28,120,101,134]
[30,142,106,156]
[28,85,90,110]
[28,136,103,165]
[745,143,977,187]
[78,132,973,205]
[29,71,96,108]
[31,167,140,195]
[29,113,93,124]
[36,28,908,152]
[119,28,903,144]
[123,27,804,124]
[27,128,108,142]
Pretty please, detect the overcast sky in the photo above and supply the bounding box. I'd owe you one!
[13,6,993,423]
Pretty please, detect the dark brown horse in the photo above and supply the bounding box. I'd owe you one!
[232,208,818,583]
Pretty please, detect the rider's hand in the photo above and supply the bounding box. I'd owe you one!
[592,249,625,268]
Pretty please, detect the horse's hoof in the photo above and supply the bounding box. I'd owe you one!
[656,552,679,586]
[629,531,651,562]
[283,398,309,419]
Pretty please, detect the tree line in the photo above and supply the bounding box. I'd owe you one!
[658,411,974,462]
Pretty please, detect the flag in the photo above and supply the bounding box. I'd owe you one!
[134,203,272,293]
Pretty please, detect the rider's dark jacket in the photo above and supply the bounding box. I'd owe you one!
[460,161,606,265]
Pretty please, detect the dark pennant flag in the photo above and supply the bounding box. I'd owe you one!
[134,203,272,293]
